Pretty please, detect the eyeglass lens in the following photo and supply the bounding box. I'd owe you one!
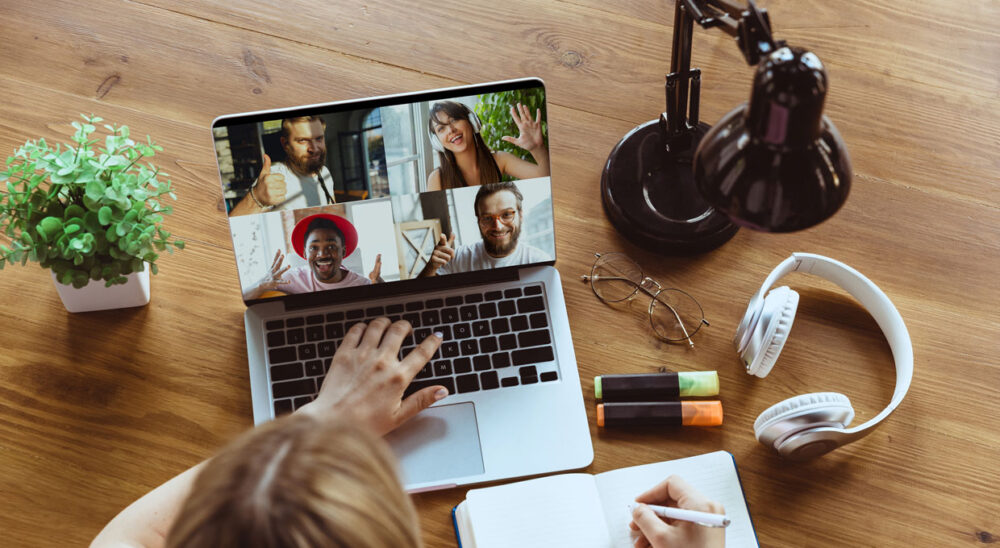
[649,288,705,341]
[590,253,642,302]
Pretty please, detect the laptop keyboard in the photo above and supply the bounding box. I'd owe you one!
[263,284,559,416]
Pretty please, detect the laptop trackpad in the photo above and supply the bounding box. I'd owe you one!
[385,402,485,487]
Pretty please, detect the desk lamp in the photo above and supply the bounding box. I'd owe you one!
[601,0,851,254]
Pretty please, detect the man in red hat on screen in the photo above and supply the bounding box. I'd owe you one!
[243,214,381,299]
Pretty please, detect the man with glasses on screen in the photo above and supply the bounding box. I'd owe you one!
[420,182,551,277]
[229,116,337,217]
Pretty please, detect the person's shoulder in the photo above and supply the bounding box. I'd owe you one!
[521,243,552,262]
[427,169,442,191]
[271,161,294,175]
[340,268,370,286]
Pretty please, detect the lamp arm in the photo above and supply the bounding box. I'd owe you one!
[662,0,784,148]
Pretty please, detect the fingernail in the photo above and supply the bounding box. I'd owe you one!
[433,331,443,339]
[435,388,448,400]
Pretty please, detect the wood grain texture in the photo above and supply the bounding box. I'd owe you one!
[1,0,997,546]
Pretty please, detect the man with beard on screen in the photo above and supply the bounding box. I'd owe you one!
[229,116,337,216]
[419,181,551,277]
[243,214,382,299]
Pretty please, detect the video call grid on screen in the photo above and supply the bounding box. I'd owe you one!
[211,80,556,303]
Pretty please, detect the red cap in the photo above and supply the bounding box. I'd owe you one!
[291,214,358,259]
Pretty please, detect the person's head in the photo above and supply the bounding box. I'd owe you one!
[474,182,524,257]
[165,413,421,548]
[303,217,346,282]
[427,101,500,188]
[281,116,327,176]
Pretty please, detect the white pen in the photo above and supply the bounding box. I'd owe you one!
[628,503,731,528]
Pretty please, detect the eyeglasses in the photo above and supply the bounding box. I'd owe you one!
[477,209,518,227]
[581,252,708,346]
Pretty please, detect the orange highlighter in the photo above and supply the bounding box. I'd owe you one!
[597,401,723,427]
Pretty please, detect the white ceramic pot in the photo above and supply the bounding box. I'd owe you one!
[51,263,151,313]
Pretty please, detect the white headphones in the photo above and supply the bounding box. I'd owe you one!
[735,253,913,460]
[428,104,483,152]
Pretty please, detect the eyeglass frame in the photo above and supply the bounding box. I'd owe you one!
[581,252,709,346]
[476,208,519,227]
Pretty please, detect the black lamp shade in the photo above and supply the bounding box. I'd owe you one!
[694,47,852,232]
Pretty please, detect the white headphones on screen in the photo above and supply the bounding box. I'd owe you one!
[735,253,913,460]
[428,103,483,152]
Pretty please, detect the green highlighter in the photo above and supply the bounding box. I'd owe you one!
[594,371,719,402]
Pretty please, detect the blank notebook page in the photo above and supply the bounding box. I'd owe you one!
[465,472,614,548]
[593,451,757,547]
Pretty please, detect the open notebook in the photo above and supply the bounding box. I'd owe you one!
[452,450,757,548]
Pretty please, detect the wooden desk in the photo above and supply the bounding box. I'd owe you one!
[1,1,997,546]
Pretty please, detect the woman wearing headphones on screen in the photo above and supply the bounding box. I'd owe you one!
[425,100,550,191]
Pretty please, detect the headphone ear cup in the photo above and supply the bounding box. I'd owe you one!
[754,392,855,447]
[468,110,482,132]
[745,286,799,378]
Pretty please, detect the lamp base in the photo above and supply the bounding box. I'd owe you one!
[601,120,738,255]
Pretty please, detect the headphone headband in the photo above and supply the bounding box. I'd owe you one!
[745,253,913,438]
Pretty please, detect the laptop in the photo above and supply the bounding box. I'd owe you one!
[210,78,593,492]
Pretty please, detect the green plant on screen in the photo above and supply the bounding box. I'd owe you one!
[474,88,548,180]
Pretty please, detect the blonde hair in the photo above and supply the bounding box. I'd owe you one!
[165,413,421,548]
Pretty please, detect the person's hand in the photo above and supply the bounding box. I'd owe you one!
[249,250,292,297]
[501,103,545,152]
[368,253,383,283]
[629,475,726,548]
[300,318,448,436]
[253,153,287,206]
[425,233,456,276]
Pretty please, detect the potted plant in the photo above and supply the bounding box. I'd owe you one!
[0,114,185,312]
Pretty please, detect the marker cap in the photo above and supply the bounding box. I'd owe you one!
[681,401,724,426]
[679,371,719,397]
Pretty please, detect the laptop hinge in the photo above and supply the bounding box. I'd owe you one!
[277,265,528,312]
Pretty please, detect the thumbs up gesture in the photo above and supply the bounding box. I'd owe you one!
[253,154,287,207]
[424,233,456,276]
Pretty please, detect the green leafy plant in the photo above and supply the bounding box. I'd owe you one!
[475,88,548,178]
[0,114,184,288]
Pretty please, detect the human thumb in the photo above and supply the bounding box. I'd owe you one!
[260,153,272,176]
[397,386,449,425]
[631,504,677,545]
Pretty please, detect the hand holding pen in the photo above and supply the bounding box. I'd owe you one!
[629,475,726,548]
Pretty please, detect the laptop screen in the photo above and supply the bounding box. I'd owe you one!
[211,79,555,304]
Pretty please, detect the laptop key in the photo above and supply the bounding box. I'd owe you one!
[425,298,444,309]
[305,360,324,377]
[286,328,305,345]
[460,339,479,356]
[366,306,385,317]
[498,300,517,316]
[504,288,523,299]
[459,305,478,321]
[273,399,293,416]
[404,377,455,399]
[402,313,421,327]
[441,342,460,358]
[513,346,554,366]
[456,373,480,394]
[293,396,313,410]
[433,360,453,376]
[499,334,518,350]
[484,290,503,301]
[524,285,543,296]
[480,371,500,390]
[472,320,490,337]
[318,341,336,357]
[268,346,298,364]
[492,352,511,368]
[285,317,305,328]
[415,328,431,342]
[445,296,463,306]
[453,357,472,374]
[306,325,325,342]
[510,315,529,331]
[298,344,317,361]
[306,314,324,325]
[415,364,432,379]
[267,331,286,347]
[479,336,499,353]
[272,378,315,399]
[541,371,559,382]
[501,376,519,387]
[518,329,551,348]
[522,375,539,385]
[421,309,440,326]
[265,320,284,330]
[326,311,345,322]
[326,323,344,340]
[436,325,452,340]
[473,355,491,371]
[491,317,510,334]
[517,296,545,314]
[464,293,484,304]
[346,308,365,320]
[478,302,498,319]
[441,307,460,323]
[530,312,549,329]
[405,300,424,311]
[270,363,303,382]
[453,323,472,339]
